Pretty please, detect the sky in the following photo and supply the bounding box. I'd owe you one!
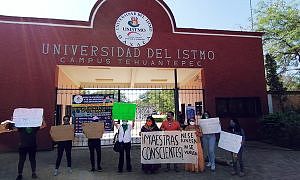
[0,0,262,31]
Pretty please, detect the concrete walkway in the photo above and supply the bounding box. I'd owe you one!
[0,141,299,180]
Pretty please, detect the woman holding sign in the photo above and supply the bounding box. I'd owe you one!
[114,119,133,173]
[16,120,47,180]
[184,118,205,172]
[201,111,216,171]
[228,118,245,177]
[87,116,102,172]
[140,116,161,174]
[53,115,73,176]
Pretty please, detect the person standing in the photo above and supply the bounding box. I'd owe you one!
[114,119,133,173]
[16,120,47,180]
[141,116,161,174]
[53,115,73,176]
[228,118,246,177]
[201,111,217,171]
[160,111,181,172]
[184,118,205,173]
[88,116,102,172]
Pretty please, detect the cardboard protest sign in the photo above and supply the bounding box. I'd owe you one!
[112,102,136,121]
[199,118,221,134]
[82,122,104,139]
[218,131,242,153]
[50,125,74,142]
[13,108,43,127]
[141,131,198,164]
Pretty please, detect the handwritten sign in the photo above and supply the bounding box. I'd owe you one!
[198,118,221,134]
[82,122,104,139]
[141,131,198,164]
[13,108,43,127]
[50,125,74,141]
[218,131,242,153]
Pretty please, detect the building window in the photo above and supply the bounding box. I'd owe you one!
[216,97,262,118]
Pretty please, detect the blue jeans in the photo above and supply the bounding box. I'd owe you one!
[202,134,216,168]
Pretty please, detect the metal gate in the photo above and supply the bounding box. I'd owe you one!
[55,88,204,147]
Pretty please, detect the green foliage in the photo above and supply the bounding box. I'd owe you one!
[255,0,300,72]
[259,111,300,149]
[254,0,300,89]
[137,90,175,114]
[265,53,286,91]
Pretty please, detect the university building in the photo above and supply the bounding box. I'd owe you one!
[0,0,267,151]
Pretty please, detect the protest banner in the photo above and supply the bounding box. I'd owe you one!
[13,108,43,127]
[218,131,242,153]
[141,131,198,164]
[50,125,74,141]
[198,118,221,134]
[82,122,104,139]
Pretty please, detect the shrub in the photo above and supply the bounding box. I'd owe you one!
[259,111,300,150]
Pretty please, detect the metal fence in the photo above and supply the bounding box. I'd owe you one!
[56,88,204,147]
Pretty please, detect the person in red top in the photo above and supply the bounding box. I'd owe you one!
[160,111,181,172]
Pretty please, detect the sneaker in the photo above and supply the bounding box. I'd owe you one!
[54,169,58,176]
[90,168,95,172]
[67,167,72,173]
[210,165,216,172]
[231,171,237,175]
[97,166,103,172]
[117,169,123,173]
[16,175,22,180]
[206,162,212,167]
[32,173,38,179]
[239,172,245,177]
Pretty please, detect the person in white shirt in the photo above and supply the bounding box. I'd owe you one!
[114,120,133,173]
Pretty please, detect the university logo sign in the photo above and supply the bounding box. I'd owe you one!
[115,11,153,47]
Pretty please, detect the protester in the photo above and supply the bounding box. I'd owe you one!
[201,110,217,171]
[15,120,47,180]
[177,111,186,129]
[160,111,181,172]
[114,119,134,173]
[184,118,205,172]
[141,116,161,174]
[54,115,73,176]
[88,116,102,172]
[228,118,246,177]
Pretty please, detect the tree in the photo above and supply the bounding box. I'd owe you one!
[254,0,300,89]
[265,53,287,111]
[254,0,300,72]
[265,53,286,91]
[138,90,175,114]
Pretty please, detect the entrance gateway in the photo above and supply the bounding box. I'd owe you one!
[0,0,268,151]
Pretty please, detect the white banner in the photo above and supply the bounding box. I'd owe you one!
[13,108,44,127]
[141,131,198,164]
[198,118,221,134]
[218,131,242,153]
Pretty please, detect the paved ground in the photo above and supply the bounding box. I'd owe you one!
[0,141,299,180]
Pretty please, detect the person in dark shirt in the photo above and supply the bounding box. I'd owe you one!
[54,115,73,176]
[140,116,160,174]
[16,120,46,180]
[88,116,102,172]
[228,118,246,177]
